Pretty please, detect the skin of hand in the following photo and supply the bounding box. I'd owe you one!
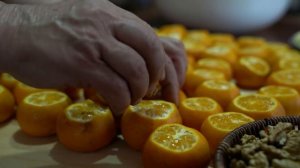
[0,0,187,116]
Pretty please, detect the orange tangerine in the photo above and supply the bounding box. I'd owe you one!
[195,80,240,109]
[56,100,116,152]
[17,91,71,137]
[237,36,266,48]
[266,69,300,93]
[13,82,48,104]
[0,85,15,123]
[258,85,300,116]
[179,90,187,103]
[210,33,235,44]
[234,56,270,89]
[238,45,270,60]
[184,30,211,46]
[121,100,182,151]
[184,68,226,96]
[179,97,223,131]
[195,58,233,80]
[201,44,237,65]
[158,24,187,40]
[187,55,196,66]
[143,123,210,168]
[267,41,290,52]
[183,39,207,59]
[267,48,300,66]
[201,112,254,152]
[227,94,286,120]
[183,30,211,59]
[272,56,300,72]
[0,73,18,91]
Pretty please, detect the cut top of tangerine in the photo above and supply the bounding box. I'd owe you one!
[272,69,300,85]
[196,58,231,69]
[203,80,235,90]
[193,69,225,79]
[129,100,175,119]
[234,94,277,112]
[240,56,270,76]
[208,112,254,131]
[205,45,231,56]
[259,85,298,97]
[24,91,68,106]
[151,124,198,152]
[66,100,110,123]
[183,97,217,111]
[279,57,300,70]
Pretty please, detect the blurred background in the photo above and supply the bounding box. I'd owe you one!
[111,0,300,43]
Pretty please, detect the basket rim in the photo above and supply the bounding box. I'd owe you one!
[214,116,300,168]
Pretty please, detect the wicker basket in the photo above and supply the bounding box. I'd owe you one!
[214,116,300,168]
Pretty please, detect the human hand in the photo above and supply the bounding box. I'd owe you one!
[1,0,186,116]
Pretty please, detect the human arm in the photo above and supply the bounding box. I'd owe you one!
[0,0,186,116]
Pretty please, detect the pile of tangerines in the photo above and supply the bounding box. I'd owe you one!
[0,24,300,168]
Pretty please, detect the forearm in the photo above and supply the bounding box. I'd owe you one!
[0,2,21,73]
[0,1,74,73]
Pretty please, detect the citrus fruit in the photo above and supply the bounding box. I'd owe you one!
[238,45,270,60]
[0,85,15,123]
[258,85,300,116]
[210,33,235,44]
[17,91,71,137]
[143,123,210,168]
[195,80,240,109]
[201,44,237,65]
[234,56,270,89]
[237,36,266,48]
[266,69,300,93]
[227,94,286,120]
[201,112,254,152]
[273,56,300,71]
[195,58,233,80]
[179,90,187,103]
[184,30,211,46]
[179,97,223,131]
[0,73,18,91]
[267,48,300,66]
[184,68,226,96]
[13,82,48,104]
[158,24,187,40]
[56,100,116,152]
[121,100,182,151]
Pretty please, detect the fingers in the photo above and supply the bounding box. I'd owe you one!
[102,40,149,104]
[160,57,180,105]
[88,62,131,117]
[112,21,166,94]
[160,37,187,87]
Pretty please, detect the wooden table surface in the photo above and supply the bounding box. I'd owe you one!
[0,119,143,168]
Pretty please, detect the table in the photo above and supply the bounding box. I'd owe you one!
[0,119,143,168]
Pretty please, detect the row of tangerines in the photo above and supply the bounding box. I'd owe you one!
[156,24,300,95]
[0,71,298,167]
